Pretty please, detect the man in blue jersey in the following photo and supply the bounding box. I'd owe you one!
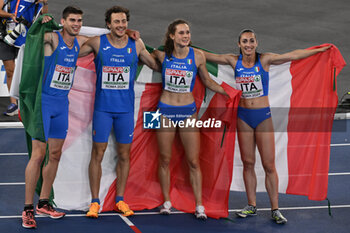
[79,5,159,218]
[0,0,48,116]
[21,6,89,229]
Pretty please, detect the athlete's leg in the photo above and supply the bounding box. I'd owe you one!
[178,114,202,206]
[115,142,131,196]
[39,138,65,199]
[89,142,108,199]
[89,110,113,199]
[157,115,176,202]
[24,140,47,205]
[255,117,279,210]
[237,118,257,207]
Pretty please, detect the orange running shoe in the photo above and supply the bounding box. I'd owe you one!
[36,203,65,219]
[22,210,37,228]
[115,201,134,217]
[86,202,100,218]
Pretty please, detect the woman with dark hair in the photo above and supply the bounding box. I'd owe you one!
[152,19,227,219]
[202,29,330,224]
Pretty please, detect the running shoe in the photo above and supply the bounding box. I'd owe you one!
[236,205,257,218]
[36,203,66,219]
[115,201,134,217]
[271,209,287,224]
[159,201,172,215]
[86,202,100,218]
[22,209,36,228]
[195,205,207,220]
[4,103,18,116]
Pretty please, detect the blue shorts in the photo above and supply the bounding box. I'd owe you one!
[237,106,271,129]
[92,110,134,144]
[157,101,197,123]
[41,93,69,141]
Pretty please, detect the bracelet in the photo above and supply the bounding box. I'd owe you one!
[43,2,48,5]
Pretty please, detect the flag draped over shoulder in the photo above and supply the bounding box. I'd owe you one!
[19,25,345,219]
[230,44,346,201]
[19,15,61,198]
[19,15,61,141]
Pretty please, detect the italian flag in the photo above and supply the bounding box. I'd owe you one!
[19,23,346,219]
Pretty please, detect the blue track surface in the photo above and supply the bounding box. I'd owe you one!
[0,120,349,232]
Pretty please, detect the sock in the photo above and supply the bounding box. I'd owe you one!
[24,204,34,211]
[91,198,100,205]
[115,196,124,203]
[38,199,49,208]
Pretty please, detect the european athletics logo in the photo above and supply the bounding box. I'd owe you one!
[143,109,161,129]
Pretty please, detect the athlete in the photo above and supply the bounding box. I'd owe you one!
[21,6,88,229]
[152,19,227,220]
[79,6,159,218]
[202,29,330,224]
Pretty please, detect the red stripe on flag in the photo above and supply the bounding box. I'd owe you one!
[286,44,346,200]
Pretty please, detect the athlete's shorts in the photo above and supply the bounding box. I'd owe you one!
[157,101,197,123]
[237,106,271,129]
[92,110,134,144]
[41,93,69,141]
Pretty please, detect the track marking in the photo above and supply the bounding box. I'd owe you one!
[329,172,350,176]
[1,205,350,219]
[331,143,350,147]
[0,153,28,156]
[2,171,349,186]
[0,182,25,186]
[120,215,142,233]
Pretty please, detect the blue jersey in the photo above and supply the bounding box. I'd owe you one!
[5,0,43,47]
[94,35,138,113]
[235,54,269,99]
[42,32,80,97]
[161,47,197,93]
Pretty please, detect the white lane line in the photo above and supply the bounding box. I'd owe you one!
[2,171,349,186]
[0,144,347,156]
[329,172,350,176]
[0,153,28,156]
[120,215,142,233]
[0,182,25,186]
[331,143,350,147]
[1,205,350,219]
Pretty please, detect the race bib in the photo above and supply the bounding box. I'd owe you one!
[102,66,130,90]
[164,68,193,93]
[50,65,75,90]
[236,74,264,98]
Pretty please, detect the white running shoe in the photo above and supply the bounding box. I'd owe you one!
[195,205,207,220]
[159,201,172,215]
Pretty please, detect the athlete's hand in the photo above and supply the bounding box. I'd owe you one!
[126,29,140,41]
[41,15,52,24]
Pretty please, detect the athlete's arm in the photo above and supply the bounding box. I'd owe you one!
[79,36,99,57]
[43,32,57,57]
[195,49,227,96]
[265,45,332,65]
[136,38,161,72]
[201,50,237,68]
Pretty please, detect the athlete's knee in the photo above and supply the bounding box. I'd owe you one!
[187,157,200,170]
[159,154,171,168]
[118,152,130,164]
[262,161,276,174]
[91,144,107,162]
[242,157,255,169]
